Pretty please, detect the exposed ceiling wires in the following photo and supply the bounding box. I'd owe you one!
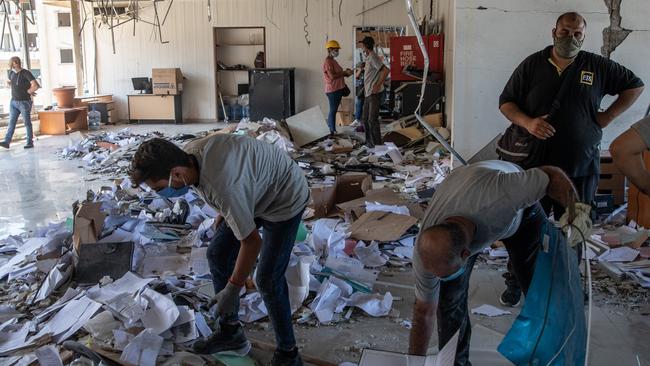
[303,0,310,46]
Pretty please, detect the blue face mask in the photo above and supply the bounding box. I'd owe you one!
[157,172,189,198]
[439,265,466,282]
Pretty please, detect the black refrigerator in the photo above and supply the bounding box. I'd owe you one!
[248,68,296,121]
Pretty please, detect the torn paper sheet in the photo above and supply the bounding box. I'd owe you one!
[324,256,379,289]
[471,304,511,317]
[121,329,163,366]
[239,292,268,323]
[286,255,314,313]
[393,246,414,260]
[347,292,393,317]
[0,320,30,355]
[35,345,63,366]
[34,261,73,303]
[83,310,122,343]
[0,237,50,280]
[29,295,102,345]
[87,271,154,303]
[190,247,210,276]
[309,219,346,258]
[365,202,410,216]
[172,307,198,344]
[139,288,180,334]
[309,278,347,323]
[104,292,146,327]
[354,241,389,268]
[597,246,640,262]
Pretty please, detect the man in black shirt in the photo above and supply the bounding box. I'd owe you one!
[498,12,644,306]
[1,56,39,149]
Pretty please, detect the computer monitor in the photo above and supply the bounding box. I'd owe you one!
[132,77,151,94]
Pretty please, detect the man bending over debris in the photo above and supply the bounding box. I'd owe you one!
[408,160,577,365]
[129,134,309,366]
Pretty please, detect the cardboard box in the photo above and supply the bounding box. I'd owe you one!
[350,211,418,242]
[152,68,183,95]
[336,111,354,126]
[310,173,372,218]
[422,113,443,128]
[336,188,425,220]
[73,202,106,251]
[628,151,650,226]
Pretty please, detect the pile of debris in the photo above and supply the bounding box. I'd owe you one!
[2,111,451,364]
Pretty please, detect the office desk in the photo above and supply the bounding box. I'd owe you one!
[38,107,88,135]
[128,94,182,124]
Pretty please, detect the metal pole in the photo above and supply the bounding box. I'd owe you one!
[20,1,30,68]
[405,0,467,166]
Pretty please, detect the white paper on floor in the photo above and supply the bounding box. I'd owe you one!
[139,288,180,334]
[120,329,163,366]
[597,246,640,262]
[365,202,410,216]
[239,292,268,323]
[286,255,315,313]
[310,278,347,323]
[34,344,63,366]
[324,256,379,289]
[471,304,511,317]
[347,292,393,317]
[310,219,346,258]
[354,241,389,268]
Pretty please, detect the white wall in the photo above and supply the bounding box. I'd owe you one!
[88,0,425,122]
[450,0,650,160]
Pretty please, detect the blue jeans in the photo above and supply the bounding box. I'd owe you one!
[325,89,345,133]
[355,95,364,121]
[4,100,33,144]
[207,211,303,351]
[439,203,545,366]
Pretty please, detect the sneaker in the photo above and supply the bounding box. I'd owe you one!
[193,323,251,356]
[0,142,8,149]
[24,142,34,149]
[499,286,522,307]
[271,347,303,366]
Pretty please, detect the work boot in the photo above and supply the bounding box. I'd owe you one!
[499,272,522,307]
[270,347,303,366]
[0,141,8,149]
[192,322,251,356]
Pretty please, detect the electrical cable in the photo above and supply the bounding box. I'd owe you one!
[303,0,311,46]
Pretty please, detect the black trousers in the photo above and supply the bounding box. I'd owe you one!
[505,174,597,291]
[440,204,546,366]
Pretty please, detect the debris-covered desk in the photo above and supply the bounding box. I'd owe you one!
[37,107,88,135]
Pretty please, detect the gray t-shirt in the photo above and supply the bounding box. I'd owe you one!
[364,51,386,97]
[631,116,650,149]
[184,134,310,240]
[413,160,549,302]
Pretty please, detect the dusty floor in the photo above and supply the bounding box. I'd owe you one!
[1,123,649,365]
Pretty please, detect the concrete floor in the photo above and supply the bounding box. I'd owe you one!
[1,124,649,365]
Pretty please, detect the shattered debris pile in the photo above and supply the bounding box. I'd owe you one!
[1,116,450,364]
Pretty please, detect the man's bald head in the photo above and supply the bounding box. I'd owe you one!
[556,12,586,28]
[417,221,470,278]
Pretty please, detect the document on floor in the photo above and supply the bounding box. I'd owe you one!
[359,329,459,366]
[471,304,512,317]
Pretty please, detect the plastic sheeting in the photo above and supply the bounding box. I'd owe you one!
[498,222,586,365]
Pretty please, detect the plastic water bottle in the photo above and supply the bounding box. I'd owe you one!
[88,104,101,131]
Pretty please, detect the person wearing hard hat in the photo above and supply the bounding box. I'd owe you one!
[323,39,352,135]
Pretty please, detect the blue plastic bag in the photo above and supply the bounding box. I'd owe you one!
[498,221,586,366]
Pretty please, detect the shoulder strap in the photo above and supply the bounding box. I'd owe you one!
[547,57,581,122]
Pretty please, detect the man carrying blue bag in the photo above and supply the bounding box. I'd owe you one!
[408,160,586,366]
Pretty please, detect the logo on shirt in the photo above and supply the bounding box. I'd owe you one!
[580,71,594,86]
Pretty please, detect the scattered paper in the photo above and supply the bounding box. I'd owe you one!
[239,292,268,323]
[190,247,210,276]
[354,241,389,268]
[286,255,314,313]
[471,304,511,317]
[87,271,154,303]
[35,345,63,366]
[365,202,410,216]
[140,288,180,334]
[598,247,640,263]
[120,329,163,366]
[348,292,393,317]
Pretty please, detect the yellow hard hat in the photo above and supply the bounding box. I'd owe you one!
[325,40,341,49]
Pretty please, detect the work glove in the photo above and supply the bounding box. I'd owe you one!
[210,282,242,318]
[559,202,593,247]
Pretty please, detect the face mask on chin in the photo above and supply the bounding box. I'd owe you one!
[330,50,339,58]
[553,35,583,59]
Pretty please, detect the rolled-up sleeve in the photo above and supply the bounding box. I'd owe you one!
[413,244,440,303]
